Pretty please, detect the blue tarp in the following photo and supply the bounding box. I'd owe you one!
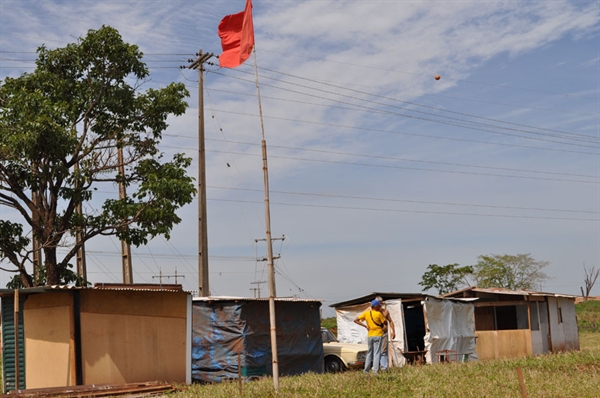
[192,299,323,383]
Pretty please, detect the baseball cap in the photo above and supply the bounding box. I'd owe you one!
[371,299,381,307]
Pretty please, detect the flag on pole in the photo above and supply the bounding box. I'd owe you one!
[218,0,254,68]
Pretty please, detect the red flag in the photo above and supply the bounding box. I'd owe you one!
[218,0,254,68]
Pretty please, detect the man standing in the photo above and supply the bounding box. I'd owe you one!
[354,299,386,374]
[375,296,396,371]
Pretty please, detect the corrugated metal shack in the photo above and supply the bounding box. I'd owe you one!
[331,292,477,366]
[0,284,191,393]
[442,287,580,359]
[192,297,323,383]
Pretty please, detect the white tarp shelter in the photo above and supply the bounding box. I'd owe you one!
[332,293,477,366]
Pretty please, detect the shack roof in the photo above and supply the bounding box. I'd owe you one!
[193,296,321,304]
[0,283,186,296]
[442,286,578,299]
[330,292,437,308]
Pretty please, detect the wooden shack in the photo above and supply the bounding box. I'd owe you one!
[443,287,579,359]
[1,284,191,392]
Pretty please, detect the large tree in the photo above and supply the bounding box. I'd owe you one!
[419,263,473,295]
[0,26,195,287]
[472,253,549,291]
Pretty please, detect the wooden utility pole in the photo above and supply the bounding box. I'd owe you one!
[187,50,214,297]
[75,200,87,282]
[249,47,280,389]
[74,162,87,282]
[250,281,266,298]
[261,135,279,388]
[14,289,20,391]
[31,191,42,284]
[255,236,285,262]
[152,268,184,284]
[117,146,133,284]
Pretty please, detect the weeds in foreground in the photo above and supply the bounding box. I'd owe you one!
[174,333,600,398]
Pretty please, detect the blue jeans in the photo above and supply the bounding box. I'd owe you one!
[380,333,389,370]
[364,335,383,374]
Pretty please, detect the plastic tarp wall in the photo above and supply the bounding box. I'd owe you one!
[335,300,407,367]
[386,300,407,367]
[335,303,370,344]
[192,300,323,383]
[422,297,477,363]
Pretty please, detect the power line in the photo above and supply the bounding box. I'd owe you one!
[201,103,599,155]
[207,186,599,215]
[254,48,598,101]
[208,68,599,148]
[207,148,598,184]
[172,110,600,156]
[85,250,255,261]
[256,65,598,142]
[211,198,599,222]
[197,137,597,179]
[4,44,594,149]
[160,139,598,182]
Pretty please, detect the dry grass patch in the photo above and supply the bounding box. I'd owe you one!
[175,337,600,398]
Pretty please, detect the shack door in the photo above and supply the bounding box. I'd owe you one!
[402,300,426,352]
[530,300,549,355]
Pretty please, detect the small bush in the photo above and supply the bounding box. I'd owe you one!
[321,317,337,335]
[577,301,600,332]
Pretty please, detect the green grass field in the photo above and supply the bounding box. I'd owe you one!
[576,300,600,333]
[175,336,600,397]
[2,303,599,397]
[172,304,600,398]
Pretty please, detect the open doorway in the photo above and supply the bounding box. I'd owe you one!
[402,300,426,352]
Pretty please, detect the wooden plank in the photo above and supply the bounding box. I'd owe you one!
[474,300,528,307]
[497,330,530,358]
[475,331,498,360]
[4,381,176,397]
[69,293,76,386]
[399,298,425,303]
[517,367,528,398]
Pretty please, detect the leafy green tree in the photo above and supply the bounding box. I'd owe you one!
[419,263,473,295]
[472,253,549,290]
[0,26,195,287]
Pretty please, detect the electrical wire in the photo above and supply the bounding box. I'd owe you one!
[208,69,599,148]
[207,186,598,215]
[211,198,599,222]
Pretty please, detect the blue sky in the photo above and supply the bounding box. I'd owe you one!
[1,0,598,316]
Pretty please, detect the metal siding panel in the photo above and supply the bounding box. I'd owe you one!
[2,296,26,392]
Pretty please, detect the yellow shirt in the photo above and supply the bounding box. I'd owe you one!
[357,309,386,337]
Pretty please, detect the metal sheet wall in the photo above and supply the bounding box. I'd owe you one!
[2,295,26,392]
